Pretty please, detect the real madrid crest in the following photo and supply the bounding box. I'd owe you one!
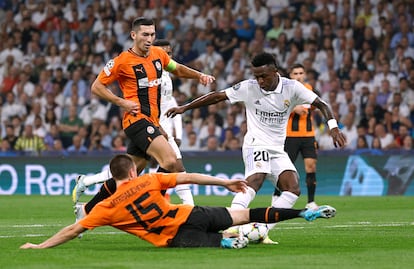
[284,100,290,109]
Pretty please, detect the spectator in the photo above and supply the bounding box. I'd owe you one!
[111,135,126,152]
[371,136,382,149]
[0,139,13,155]
[14,124,46,155]
[194,42,223,75]
[213,17,238,62]
[62,69,88,105]
[181,130,200,151]
[44,124,61,150]
[356,135,369,149]
[67,134,88,153]
[58,105,83,148]
[2,124,18,149]
[1,92,27,124]
[249,0,269,29]
[201,135,222,151]
[373,122,394,149]
[33,115,47,138]
[78,95,109,126]
[401,135,413,150]
[234,7,255,42]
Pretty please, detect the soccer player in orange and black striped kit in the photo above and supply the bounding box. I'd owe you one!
[73,17,214,214]
[21,154,336,249]
[274,63,320,209]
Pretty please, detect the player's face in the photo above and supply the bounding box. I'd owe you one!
[131,25,156,54]
[290,67,306,83]
[251,65,279,91]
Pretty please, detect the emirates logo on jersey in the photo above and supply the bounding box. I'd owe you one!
[147,126,155,134]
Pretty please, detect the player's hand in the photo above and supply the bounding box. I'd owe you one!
[225,179,247,193]
[293,105,308,116]
[199,73,215,86]
[165,106,186,118]
[20,243,40,249]
[330,128,347,148]
[121,99,140,116]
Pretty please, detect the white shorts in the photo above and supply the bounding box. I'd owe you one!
[242,145,297,187]
[168,136,182,159]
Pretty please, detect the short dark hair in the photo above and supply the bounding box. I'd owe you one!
[131,17,155,31]
[153,39,171,47]
[251,52,278,68]
[110,154,134,180]
[289,63,305,72]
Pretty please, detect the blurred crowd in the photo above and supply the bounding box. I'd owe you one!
[0,0,413,156]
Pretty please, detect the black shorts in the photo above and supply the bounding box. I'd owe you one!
[284,136,317,162]
[169,206,233,247]
[124,119,162,160]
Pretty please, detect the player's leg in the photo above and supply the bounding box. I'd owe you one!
[228,206,336,225]
[302,137,318,209]
[272,137,300,205]
[266,153,300,233]
[167,135,194,205]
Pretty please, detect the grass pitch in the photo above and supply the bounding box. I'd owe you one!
[0,195,413,269]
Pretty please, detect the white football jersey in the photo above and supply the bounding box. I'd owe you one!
[159,70,183,140]
[224,76,318,148]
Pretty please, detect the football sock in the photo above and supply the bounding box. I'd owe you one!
[83,169,112,187]
[249,208,303,223]
[231,186,256,209]
[175,184,194,205]
[157,167,171,196]
[267,191,298,230]
[84,178,116,214]
[306,172,316,203]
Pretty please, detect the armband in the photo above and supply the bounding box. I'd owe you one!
[327,119,338,130]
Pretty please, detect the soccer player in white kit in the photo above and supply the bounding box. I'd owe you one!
[166,52,346,243]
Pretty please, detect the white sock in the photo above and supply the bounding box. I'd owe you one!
[271,194,279,206]
[267,191,299,230]
[148,167,158,173]
[83,169,112,187]
[175,184,194,205]
[231,186,256,209]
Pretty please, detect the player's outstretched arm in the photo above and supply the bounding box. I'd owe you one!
[20,223,87,249]
[170,62,215,86]
[311,97,347,148]
[176,173,247,193]
[166,91,228,118]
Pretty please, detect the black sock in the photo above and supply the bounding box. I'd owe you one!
[249,207,304,223]
[306,172,316,203]
[157,167,171,173]
[157,167,171,196]
[85,178,117,214]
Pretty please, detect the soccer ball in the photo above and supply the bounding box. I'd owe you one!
[239,223,269,243]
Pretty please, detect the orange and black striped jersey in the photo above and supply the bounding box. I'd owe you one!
[97,46,171,129]
[286,83,315,137]
[79,173,193,247]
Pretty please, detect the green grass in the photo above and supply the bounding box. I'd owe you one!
[1,195,413,269]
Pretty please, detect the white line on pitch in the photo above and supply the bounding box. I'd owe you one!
[1,222,412,238]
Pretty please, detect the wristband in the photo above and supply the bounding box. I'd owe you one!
[327,119,338,130]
